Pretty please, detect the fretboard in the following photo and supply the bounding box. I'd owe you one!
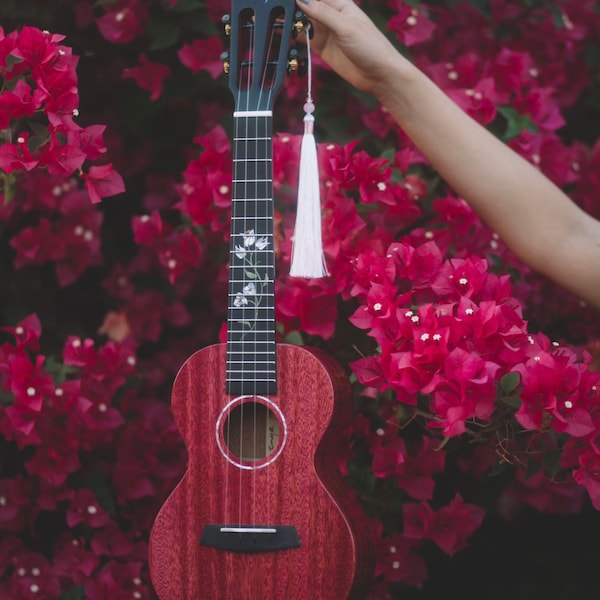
[226,113,277,396]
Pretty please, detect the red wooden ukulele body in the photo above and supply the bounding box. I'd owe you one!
[148,343,374,599]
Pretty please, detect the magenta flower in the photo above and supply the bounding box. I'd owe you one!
[95,1,147,45]
[388,1,436,47]
[123,54,171,101]
[177,36,225,79]
[66,489,111,528]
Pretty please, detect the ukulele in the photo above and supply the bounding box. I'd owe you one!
[148,2,374,597]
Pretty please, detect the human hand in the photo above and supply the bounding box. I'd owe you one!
[297,0,409,99]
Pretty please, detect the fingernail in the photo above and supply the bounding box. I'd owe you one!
[300,0,312,4]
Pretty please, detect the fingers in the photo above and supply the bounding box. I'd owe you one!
[296,0,359,30]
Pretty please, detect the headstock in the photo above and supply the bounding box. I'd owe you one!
[221,0,309,113]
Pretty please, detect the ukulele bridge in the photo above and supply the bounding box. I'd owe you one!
[200,524,300,553]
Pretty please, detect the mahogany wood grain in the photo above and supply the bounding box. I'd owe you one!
[148,343,374,599]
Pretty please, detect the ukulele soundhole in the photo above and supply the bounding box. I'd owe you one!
[216,395,287,470]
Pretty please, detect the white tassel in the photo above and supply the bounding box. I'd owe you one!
[289,26,328,278]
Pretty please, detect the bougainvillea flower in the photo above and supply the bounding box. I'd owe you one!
[95,1,147,45]
[123,54,171,101]
[388,1,436,47]
[177,36,225,79]
[82,163,125,204]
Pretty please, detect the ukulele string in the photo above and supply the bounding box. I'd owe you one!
[253,10,277,532]
[261,9,282,532]
[239,10,254,531]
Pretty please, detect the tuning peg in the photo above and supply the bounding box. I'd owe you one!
[288,47,308,76]
[222,13,231,36]
[220,51,230,74]
[287,47,300,73]
[293,10,313,38]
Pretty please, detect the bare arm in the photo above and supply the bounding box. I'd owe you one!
[298,0,600,310]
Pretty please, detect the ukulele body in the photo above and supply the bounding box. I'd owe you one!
[148,343,374,599]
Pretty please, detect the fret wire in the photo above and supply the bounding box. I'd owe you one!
[226,363,276,367]
[227,373,277,377]
[228,295,275,298]
[227,320,275,324]
[233,136,271,141]
[226,351,275,355]
[232,159,270,163]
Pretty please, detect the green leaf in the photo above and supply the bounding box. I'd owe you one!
[500,371,520,394]
[488,459,508,477]
[44,355,79,384]
[244,269,257,279]
[497,106,539,141]
[469,0,492,18]
[180,11,220,35]
[501,394,521,409]
[58,587,85,600]
[147,19,180,51]
[380,148,395,162]
[2,173,17,205]
[0,390,14,407]
[169,0,204,11]
[543,448,563,479]
[5,54,24,72]
[284,330,304,345]
[525,456,542,479]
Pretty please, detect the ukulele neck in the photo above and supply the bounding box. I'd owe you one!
[226,112,277,397]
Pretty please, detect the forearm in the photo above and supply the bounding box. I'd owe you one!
[376,61,600,308]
